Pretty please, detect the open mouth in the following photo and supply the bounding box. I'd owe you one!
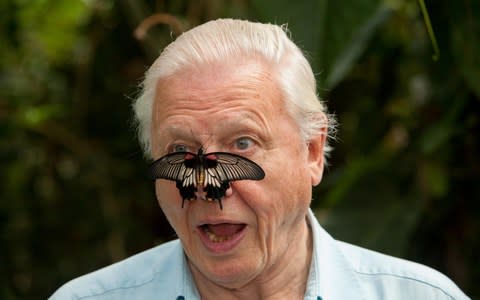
[197,223,247,253]
[200,223,246,242]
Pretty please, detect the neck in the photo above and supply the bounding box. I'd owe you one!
[190,217,313,300]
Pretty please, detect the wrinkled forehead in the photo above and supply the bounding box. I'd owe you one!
[152,58,283,114]
[159,56,276,91]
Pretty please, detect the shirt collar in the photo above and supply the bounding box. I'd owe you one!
[180,245,201,299]
[305,208,365,300]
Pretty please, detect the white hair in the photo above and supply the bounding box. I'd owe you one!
[133,18,336,161]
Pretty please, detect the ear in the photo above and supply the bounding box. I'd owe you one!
[307,127,327,186]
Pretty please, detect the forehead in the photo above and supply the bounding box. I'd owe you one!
[158,59,278,99]
[152,58,286,128]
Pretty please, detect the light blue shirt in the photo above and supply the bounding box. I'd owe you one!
[50,210,469,299]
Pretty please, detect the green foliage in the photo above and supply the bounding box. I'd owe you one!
[252,0,390,88]
[16,0,90,63]
[0,0,478,299]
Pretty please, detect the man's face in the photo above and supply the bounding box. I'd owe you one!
[151,58,325,287]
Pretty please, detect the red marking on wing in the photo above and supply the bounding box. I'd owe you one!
[204,153,218,160]
[184,153,195,159]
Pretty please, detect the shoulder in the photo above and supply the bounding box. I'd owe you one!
[336,240,469,300]
[49,240,183,300]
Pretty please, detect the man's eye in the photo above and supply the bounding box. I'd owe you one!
[235,137,254,150]
[172,144,188,152]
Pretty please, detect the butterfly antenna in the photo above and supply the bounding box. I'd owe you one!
[218,198,223,210]
[201,133,215,153]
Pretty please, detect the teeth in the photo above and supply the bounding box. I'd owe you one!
[204,227,231,243]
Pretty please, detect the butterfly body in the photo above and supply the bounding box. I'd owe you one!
[148,148,265,209]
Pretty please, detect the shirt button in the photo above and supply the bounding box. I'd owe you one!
[176,296,185,300]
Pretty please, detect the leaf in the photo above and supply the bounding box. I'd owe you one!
[324,5,392,88]
[449,1,480,98]
[418,161,448,198]
[317,167,424,257]
[418,96,466,155]
[319,155,384,207]
[18,1,90,63]
[16,104,63,127]
[251,0,390,89]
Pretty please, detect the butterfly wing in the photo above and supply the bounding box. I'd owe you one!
[200,152,265,209]
[205,152,265,183]
[148,152,197,203]
[148,152,193,181]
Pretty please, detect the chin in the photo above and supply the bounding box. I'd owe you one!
[195,257,264,288]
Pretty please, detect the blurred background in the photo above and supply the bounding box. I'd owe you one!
[0,0,478,299]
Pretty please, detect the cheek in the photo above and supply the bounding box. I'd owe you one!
[270,165,311,209]
[268,145,311,199]
[155,181,176,206]
[155,181,185,230]
[273,152,312,210]
[237,159,312,220]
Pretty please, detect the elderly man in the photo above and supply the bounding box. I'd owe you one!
[51,19,469,299]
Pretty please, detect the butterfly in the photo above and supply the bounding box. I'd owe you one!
[148,148,265,209]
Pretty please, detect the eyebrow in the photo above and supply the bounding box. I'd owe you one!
[218,117,262,135]
[163,125,195,140]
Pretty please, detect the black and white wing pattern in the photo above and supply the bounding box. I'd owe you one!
[148,151,197,205]
[148,149,265,209]
[204,152,265,183]
[148,151,194,181]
